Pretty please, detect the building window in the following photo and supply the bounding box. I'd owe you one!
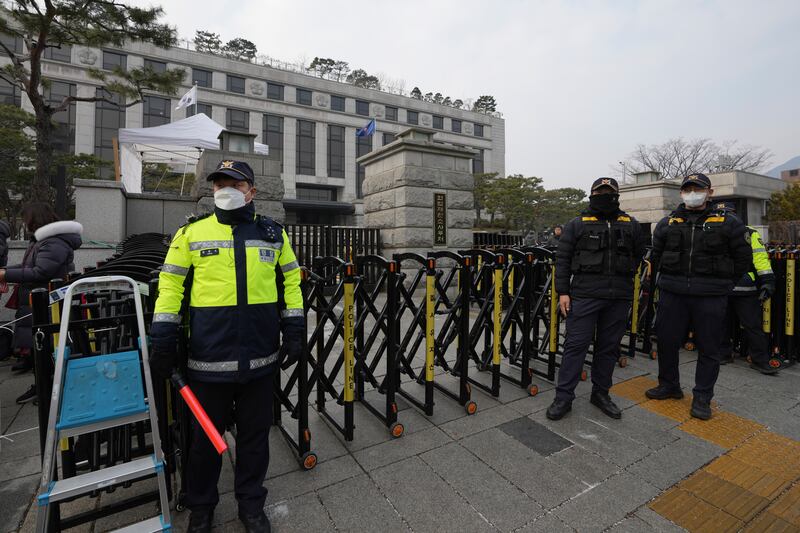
[385,106,398,122]
[44,81,76,155]
[432,115,444,130]
[267,82,284,100]
[94,88,125,179]
[0,78,20,107]
[226,108,249,132]
[356,135,372,198]
[296,186,336,202]
[474,124,484,137]
[297,88,312,105]
[296,120,315,175]
[331,95,345,112]
[186,103,212,118]
[143,95,171,127]
[102,51,127,71]
[791,169,799,177]
[452,119,462,133]
[0,33,23,54]
[327,125,345,178]
[227,75,245,94]
[382,132,396,146]
[144,58,166,74]
[407,111,419,125]
[44,44,72,62]
[356,100,370,116]
[473,149,485,174]
[192,68,212,88]
[263,114,284,173]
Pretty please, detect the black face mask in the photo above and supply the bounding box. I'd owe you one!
[589,193,620,215]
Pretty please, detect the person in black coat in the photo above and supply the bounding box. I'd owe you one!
[645,174,751,420]
[0,220,10,268]
[0,203,82,403]
[546,178,645,421]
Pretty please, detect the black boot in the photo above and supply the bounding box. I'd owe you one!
[187,509,213,533]
[590,392,622,419]
[645,385,684,400]
[690,397,712,420]
[16,384,37,404]
[546,399,572,420]
[750,360,779,375]
[239,510,271,533]
[12,358,33,373]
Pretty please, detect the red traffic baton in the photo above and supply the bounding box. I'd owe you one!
[171,372,228,455]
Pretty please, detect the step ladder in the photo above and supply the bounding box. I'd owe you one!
[36,276,171,532]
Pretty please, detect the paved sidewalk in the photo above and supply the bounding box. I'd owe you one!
[2,349,799,532]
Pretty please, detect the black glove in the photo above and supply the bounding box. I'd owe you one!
[758,283,775,302]
[149,348,177,380]
[281,337,303,368]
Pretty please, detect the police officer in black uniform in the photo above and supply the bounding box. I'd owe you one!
[546,177,645,420]
[646,174,751,420]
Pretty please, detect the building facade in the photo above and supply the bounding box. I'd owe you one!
[0,37,505,226]
[780,168,800,183]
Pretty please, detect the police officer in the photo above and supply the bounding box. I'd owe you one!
[150,160,304,533]
[716,201,779,375]
[646,174,751,420]
[546,177,645,420]
[545,225,563,248]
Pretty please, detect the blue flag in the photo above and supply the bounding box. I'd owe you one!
[356,118,376,137]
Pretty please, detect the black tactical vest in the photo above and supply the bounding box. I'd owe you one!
[659,212,734,277]
[571,214,637,276]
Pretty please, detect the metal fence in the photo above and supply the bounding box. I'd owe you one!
[285,225,382,268]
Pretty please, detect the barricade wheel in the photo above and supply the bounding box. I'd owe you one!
[650,351,658,360]
[466,401,478,415]
[176,492,187,512]
[529,385,539,397]
[619,357,628,368]
[580,370,588,381]
[684,342,695,351]
[528,368,534,378]
[302,452,318,471]
[390,422,405,439]
[746,356,752,364]
[769,358,781,369]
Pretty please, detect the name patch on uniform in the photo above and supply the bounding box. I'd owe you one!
[200,248,219,257]
[259,249,276,263]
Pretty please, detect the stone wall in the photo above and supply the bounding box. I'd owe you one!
[360,129,475,258]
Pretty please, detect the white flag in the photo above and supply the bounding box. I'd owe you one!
[175,85,197,110]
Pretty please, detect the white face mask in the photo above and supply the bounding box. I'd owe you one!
[214,187,247,210]
[681,191,708,208]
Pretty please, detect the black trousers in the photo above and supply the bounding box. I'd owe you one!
[184,373,274,515]
[656,290,727,401]
[720,295,770,365]
[555,297,630,402]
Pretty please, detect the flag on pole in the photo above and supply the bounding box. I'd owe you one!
[175,85,197,110]
[355,118,376,137]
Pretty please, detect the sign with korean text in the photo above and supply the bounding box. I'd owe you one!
[433,193,447,246]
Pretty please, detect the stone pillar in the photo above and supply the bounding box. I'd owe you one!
[359,128,475,258]
[193,149,285,222]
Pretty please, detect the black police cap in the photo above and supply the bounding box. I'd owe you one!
[680,173,711,189]
[207,160,255,184]
[591,177,619,193]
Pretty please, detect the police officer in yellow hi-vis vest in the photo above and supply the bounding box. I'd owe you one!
[716,201,779,375]
[150,160,304,533]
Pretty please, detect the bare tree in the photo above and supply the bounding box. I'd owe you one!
[620,138,772,179]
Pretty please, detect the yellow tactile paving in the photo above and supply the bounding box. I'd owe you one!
[650,488,744,533]
[678,411,766,449]
[744,512,800,533]
[680,471,771,523]
[705,456,794,500]
[726,433,800,479]
[639,397,696,422]
[609,375,658,403]
[765,483,800,527]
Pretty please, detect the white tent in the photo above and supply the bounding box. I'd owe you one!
[118,113,268,193]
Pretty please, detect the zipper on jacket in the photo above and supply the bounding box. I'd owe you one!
[687,223,696,290]
[607,221,613,296]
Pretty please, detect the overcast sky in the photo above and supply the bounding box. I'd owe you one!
[146,0,800,192]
